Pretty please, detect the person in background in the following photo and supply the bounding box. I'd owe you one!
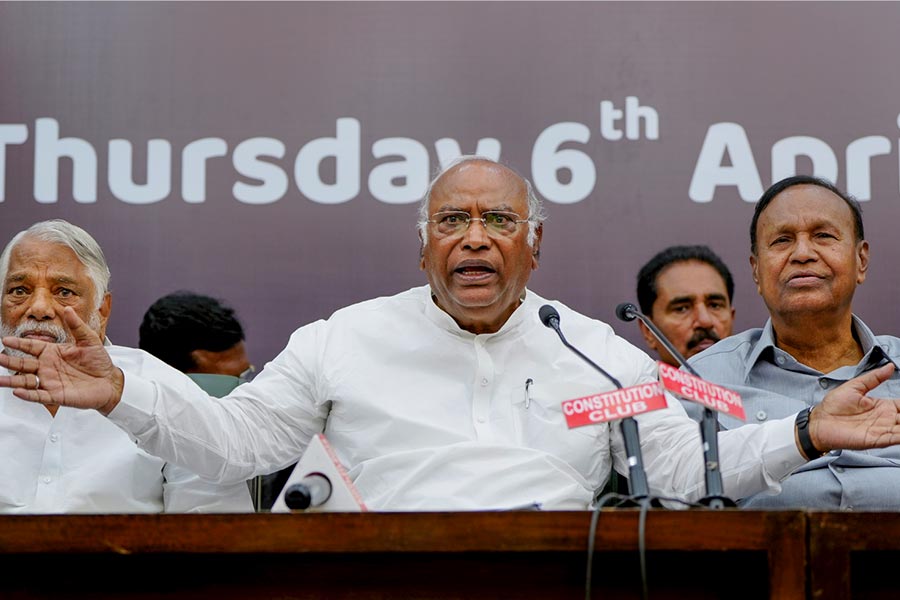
[139,292,253,389]
[636,245,735,367]
[0,220,252,513]
[139,291,290,510]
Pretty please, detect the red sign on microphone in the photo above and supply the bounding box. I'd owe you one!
[657,361,746,421]
[561,382,668,428]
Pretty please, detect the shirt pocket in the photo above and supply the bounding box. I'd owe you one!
[510,382,609,478]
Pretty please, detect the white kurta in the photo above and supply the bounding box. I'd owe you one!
[0,344,253,514]
[110,286,803,510]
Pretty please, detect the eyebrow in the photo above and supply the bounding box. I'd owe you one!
[667,293,728,307]
[5,272,82,287]
[433,204,519,213]
[772,219,840,235]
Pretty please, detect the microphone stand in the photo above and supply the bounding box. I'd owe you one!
[539,305,651,504]
[616,303,734,509]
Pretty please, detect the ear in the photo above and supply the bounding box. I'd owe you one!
[856,240,869,285]
[418,230,426,270]
[96,292,112,339]
[531,224,543,270]
[637,319,660,354]
[189,349,217,373]
[749,254,760,293]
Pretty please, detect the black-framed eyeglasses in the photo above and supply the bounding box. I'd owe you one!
[427,210,529,238]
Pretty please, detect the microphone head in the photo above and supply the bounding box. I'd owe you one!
[539,304,560,328]
[615,302,639,322]
[284,483,313,510]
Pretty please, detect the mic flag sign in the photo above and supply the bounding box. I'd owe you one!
[561,382,668,428]
[657,361,746,421]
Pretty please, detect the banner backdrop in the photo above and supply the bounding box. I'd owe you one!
[2,2,899,364]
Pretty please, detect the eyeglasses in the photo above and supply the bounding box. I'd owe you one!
[427,211,529,238]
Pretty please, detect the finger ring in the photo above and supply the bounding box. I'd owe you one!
[34,375,40,390]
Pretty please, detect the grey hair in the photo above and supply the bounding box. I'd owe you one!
[416,155,547,246]
[0,220,110,309]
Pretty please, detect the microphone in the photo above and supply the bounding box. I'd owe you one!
[615,302,733,508]
[539,304,650,500]
[284,473,333,510]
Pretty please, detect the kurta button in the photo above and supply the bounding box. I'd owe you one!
[481,378,489,386]
[755,410,767,421]
[833,466,845,473]
[49,434,59,443]
[42,476,51,484]
[477,416,485,423]
[819,379,829,389]
[776,356,785,365]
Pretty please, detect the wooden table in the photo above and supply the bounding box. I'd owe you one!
[0,510,806,599]
[808,511,900,600]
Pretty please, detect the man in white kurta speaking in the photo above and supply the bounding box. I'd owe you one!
[0,220,252,513]
[2,158,900,510]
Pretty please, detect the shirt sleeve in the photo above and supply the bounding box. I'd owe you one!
[607,341,806,502]
[162,462,254,513]
[108,323,330,485]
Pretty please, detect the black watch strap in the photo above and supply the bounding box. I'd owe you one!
[796,406,825,460]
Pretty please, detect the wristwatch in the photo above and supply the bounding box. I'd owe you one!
[795,406,827,460]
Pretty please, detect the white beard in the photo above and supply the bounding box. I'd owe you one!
[0,312,102,359]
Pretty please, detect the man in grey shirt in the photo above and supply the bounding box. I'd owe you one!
[690,175,900,509]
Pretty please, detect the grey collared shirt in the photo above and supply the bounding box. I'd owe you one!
[686,315,900,510]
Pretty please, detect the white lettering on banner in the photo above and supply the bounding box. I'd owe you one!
[847,136,892,201]
[531,122,595,204]
[0,124,28,202]
[1,100,661,206]
[182,138,228,203]
[12,105,897,207]
[369,138,429,204]
[599,96,659,141]
[108,139,172,204]
[688,123,763,203]
[689,119,897,203]
[233,137,288,205]
[295,117,360,204]
[33,117,98,204]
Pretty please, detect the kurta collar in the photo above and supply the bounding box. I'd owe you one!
[423,285,530,341]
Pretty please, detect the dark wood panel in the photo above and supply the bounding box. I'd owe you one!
[0,510,805,599]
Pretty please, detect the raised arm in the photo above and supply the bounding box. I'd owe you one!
[0,307,124,414]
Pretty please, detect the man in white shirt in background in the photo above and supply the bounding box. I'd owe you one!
[0,220,252,513]
[2,159,900,510]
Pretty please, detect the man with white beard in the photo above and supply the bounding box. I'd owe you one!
[0,220,252,514]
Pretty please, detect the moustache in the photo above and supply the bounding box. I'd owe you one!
[686,328,721,351]
[1,321,70,344]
